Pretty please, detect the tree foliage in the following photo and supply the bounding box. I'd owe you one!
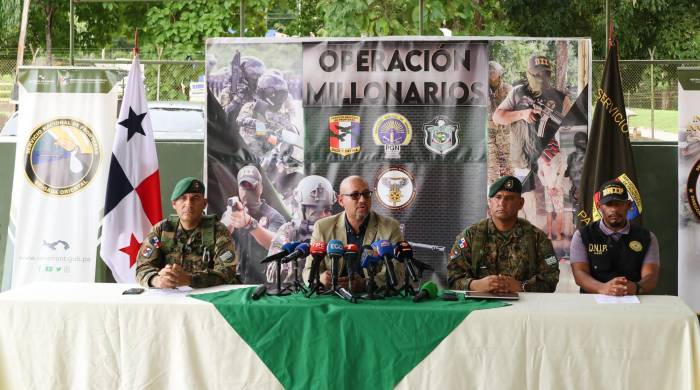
[0,0,698,62]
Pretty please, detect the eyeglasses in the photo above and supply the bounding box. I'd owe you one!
[341,191,373,200]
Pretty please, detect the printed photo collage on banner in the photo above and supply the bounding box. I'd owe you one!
[205,38,591,287]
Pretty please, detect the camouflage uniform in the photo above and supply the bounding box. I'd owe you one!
[447,217,559,292]
[136,215,240,288]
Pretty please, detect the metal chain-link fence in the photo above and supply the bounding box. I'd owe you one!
[2,55,699,140]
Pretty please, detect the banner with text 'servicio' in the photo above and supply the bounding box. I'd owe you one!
[7,67,122,288]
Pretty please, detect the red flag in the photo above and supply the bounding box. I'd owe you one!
[100,55,162,282]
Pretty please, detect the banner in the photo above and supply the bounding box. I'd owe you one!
[678,67,700,312]
[101,55,163,283]
[577,40,642,227]
[206,37,590,285]
[8,67,122,287]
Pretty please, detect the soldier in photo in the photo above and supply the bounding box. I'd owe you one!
[218,53,266,125]
[236,72,293,157]
[220,164,286,284]
[447,175,559,293]
[569,180,660,295]
[265,175,335,285]
[565,131,588,222]
[135,177,239,288]
[492,54,572,221]
[487,60,514,182]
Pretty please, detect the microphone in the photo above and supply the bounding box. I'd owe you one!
[260,241,301,263]
[307,241,327,286]
[343,244,360,287]
[251,285,267,300]
[280,242,310,264]
[393,240,418,283]
[327,240,345,290]
[413,281,438,303]
[372,240,397,287]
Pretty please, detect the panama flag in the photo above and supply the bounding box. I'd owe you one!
[100,54,162,282]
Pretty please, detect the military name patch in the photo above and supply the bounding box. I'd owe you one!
[24,118,101,196]
[220,250,233,263]
[628,241,643,252]
[374,166,416,210]
[545,255,557,266]
[329,115,361,156]
[372,113,412,159]
[423,115,459,155]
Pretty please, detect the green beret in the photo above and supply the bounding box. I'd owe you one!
[170,177,205,201]
[488,175,523,198]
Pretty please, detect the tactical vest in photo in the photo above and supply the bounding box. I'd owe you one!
[579,221,650,283]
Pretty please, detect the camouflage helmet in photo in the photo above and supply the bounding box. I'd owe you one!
[240,56,266,87]
[256,72,289,109]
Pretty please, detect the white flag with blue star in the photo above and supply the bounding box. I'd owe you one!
[101,54,162,283]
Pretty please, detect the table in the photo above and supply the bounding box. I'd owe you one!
[1,283,698,390]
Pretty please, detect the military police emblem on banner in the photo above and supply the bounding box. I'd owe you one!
[423,115,459,155]
[375,166,416,210]
[372,113,412,159]
[329,115,361,156]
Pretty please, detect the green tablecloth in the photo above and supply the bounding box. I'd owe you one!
[193,287,508,390]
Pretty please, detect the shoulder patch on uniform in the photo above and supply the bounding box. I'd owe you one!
[459,237,469,249]
[220,251,234,263]
[142,247,153,259]
[449,249,460,261]
[149,236,160,248]
[545,255,557,266]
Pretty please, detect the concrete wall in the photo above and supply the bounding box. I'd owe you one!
[0,140,679,294]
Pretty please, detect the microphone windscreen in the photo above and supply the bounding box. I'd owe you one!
[372,239,394,258]
[310,241,327,256]
[393,240,413,259]
[281,241,301,253]
[344,243,359,253]
[295,242,310,256]
[327,240,345,256]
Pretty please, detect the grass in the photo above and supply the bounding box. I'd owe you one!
[627,108,679,134]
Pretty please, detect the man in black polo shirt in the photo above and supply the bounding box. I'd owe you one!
[569,180,660,295]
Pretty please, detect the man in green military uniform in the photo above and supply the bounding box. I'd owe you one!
[447,175,559,293]
[136,177,240,288]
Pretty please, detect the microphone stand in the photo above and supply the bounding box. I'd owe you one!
[283,257,307,294]
[321,255,357,303]
[381,259,400,297]
[305,256,324,298]
[399,257,418,297]
[268,258,290,296]
[361,264,383,300]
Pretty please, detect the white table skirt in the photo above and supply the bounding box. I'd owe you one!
[1,283,698,390]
